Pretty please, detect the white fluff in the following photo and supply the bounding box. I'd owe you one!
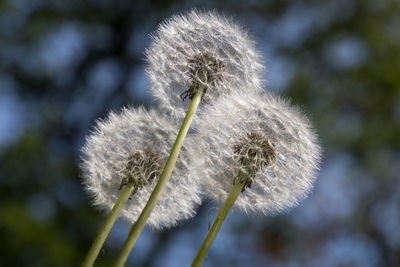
[81,107,201,229]
[189,91,322,215]
[146,10,265,121]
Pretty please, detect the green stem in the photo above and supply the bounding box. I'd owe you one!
[114,89,204,267]
[191,172,246,267]
[82,184,135,267]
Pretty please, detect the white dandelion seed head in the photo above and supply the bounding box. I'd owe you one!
[189,92,322,215]
[146,9,265,120]
[80,107,201,229]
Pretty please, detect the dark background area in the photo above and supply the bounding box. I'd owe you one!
[0,0,399,266]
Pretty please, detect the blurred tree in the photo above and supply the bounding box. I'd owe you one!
[0,0,398,266]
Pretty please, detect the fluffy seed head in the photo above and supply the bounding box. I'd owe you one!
[81,107,201,229]
[189,91,322,215]
[146,10,265,120]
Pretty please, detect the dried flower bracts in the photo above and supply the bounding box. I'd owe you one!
[118,148,164,194]
[233,131,277,192]
[181,52,225,102]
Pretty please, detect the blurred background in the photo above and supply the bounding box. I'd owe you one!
[0,0,399,266]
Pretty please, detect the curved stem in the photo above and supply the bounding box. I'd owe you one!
[82,184,135,267]
[191,172,246,267]
[114,89,204,267]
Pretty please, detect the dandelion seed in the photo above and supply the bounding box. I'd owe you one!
[146,10,265,120]
[189,91,322,214]
[81,107,201,229]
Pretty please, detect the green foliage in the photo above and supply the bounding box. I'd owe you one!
[0,0,399,266]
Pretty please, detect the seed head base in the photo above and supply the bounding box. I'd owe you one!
[233,131,276,192]
[119,148,164,195]
[180,53,225,102]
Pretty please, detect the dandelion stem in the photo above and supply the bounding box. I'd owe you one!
[82,184,135,267]
[114,88,204,267]
[191,171,246,267]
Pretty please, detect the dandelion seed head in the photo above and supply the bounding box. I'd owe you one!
[146,10,265,120]
[81,107,201,229]
[190,92,322,215]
